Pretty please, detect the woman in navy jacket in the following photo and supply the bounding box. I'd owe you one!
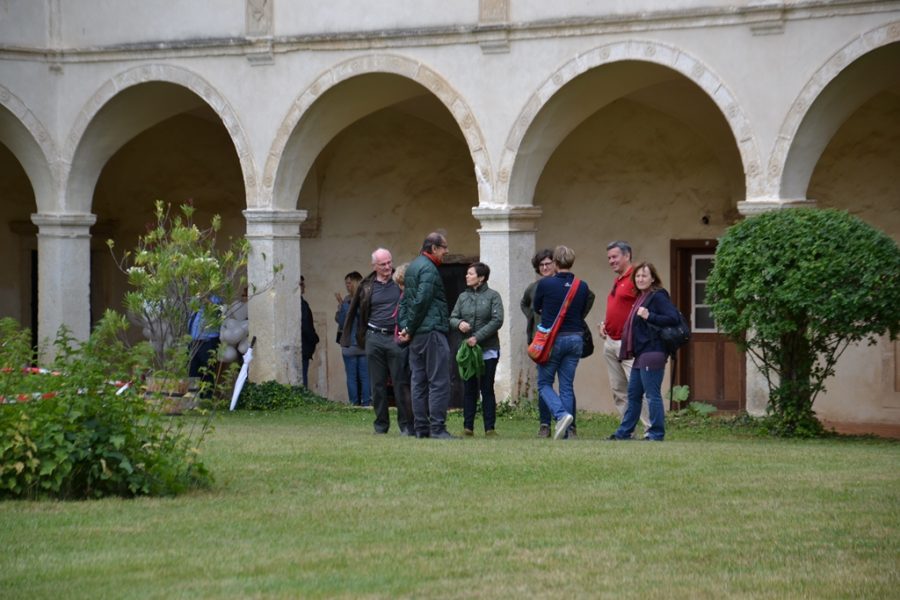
[610,262,681,441]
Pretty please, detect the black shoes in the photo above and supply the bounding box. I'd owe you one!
[430,430,457,440]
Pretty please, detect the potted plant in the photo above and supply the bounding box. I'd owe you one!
[109,201,250,407]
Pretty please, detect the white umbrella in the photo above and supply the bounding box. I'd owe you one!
[229,336,256,411]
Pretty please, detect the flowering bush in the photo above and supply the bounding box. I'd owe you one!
[0,316,211,499]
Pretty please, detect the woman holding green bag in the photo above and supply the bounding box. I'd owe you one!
[450,262,504,437]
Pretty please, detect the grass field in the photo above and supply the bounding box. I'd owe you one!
[1,406,898,599]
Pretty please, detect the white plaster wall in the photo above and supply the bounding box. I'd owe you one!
[0,0,48,48]
[533,98,736,414]
[280,1,478,35]
[90,110,247,339]
[59,1,244,47]
[0,142,36,328]
[514,0,762,21]
[808,90,900,424]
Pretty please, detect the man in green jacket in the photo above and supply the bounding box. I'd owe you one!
[398,232,453,439]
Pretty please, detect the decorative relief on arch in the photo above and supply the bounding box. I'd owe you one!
[497,40,760,205]
[64,64,257,206]
[0,83,59,207]
[263,54,493,208]
[766,20,900,200]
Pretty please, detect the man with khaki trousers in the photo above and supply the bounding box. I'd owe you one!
[599,241,650,436]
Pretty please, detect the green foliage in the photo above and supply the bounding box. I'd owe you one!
[108,201,250,378]
[235,380,334,411]
[667,385,690,403]
[0,316,211,500]
[707,208,900,437]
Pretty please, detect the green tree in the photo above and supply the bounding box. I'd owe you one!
[707,208,900,437]
[108,201,249,381]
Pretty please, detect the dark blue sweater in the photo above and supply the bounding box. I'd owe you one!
[630,288,681,356]
[533,272,591,335]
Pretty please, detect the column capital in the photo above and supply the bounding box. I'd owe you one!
[243,209,308,239]
[737,198,817,217]
[472,205,543,233]
[31,212,97,237]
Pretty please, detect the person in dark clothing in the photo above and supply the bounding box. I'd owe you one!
[521,248,557,437]
[451,262,504,436]
[533,245,593,441]
[609,262,681,441]
[397,232,453,439]
[300,275,319,388]
[341,249,413,435]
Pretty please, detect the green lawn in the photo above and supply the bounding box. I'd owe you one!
[1,407,898,599]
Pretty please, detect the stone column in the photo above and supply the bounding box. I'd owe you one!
[31,212,97,357]
[737,197,816,216]
[736,196,817,415]
[243,209,307,385]
[472,205,543,404]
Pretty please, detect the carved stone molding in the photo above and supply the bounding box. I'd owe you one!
[246,0,273,37]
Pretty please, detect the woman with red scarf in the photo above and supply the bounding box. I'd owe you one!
[608,262,681,441]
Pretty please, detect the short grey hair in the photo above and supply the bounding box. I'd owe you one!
[606,240,632,257]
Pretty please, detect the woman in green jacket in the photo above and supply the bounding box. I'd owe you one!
[450,262,504,436]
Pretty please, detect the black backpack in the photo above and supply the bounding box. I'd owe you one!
[648,311,691,356]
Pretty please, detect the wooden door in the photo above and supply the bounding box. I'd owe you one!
[671,241,745,412]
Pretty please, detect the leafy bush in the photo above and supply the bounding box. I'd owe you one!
[0,316,212,500]
[707,208,900,437]
[235,380,333,411]
[108,201,250,379]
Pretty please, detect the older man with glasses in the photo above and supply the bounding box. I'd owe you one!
[599,240,650,435]
[341,248,413,435]
[397,232,453,439]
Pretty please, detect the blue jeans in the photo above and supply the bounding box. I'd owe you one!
[342,352,370,406]
[538,367,576,427]
[537,334,583,422]
[615,365,666,440]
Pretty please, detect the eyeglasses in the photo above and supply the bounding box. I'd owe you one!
[539,261,553,269]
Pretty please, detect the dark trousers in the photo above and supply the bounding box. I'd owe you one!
[365,330,411,433]
[189,338,219,397]
[409,330,450,435]
[463,356,498,431]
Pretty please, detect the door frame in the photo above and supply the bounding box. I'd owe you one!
[670,239,746,411]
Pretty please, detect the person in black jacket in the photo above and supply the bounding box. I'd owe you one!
[608,262,680,441]
[300,275,319,388]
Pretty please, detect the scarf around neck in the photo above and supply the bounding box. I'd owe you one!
[619,289,652,360]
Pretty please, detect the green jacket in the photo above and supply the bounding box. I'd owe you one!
[399,254,449,336]
[450,283,504,350]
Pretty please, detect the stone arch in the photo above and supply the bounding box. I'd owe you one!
[62,64,257,214]
[498,40,761,206]
[0,84,58,212]
[263,53,492,211]
[772,22,900,201]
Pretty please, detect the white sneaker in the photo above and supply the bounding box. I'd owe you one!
[554,414,574,440]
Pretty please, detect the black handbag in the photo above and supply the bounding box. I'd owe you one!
[581,321,594,358]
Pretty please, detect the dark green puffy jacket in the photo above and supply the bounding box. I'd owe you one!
[450,283,504,350]
[400,254,449,336]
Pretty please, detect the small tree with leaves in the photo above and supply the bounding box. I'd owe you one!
[707,208,900,437]
[108,201,249,386]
